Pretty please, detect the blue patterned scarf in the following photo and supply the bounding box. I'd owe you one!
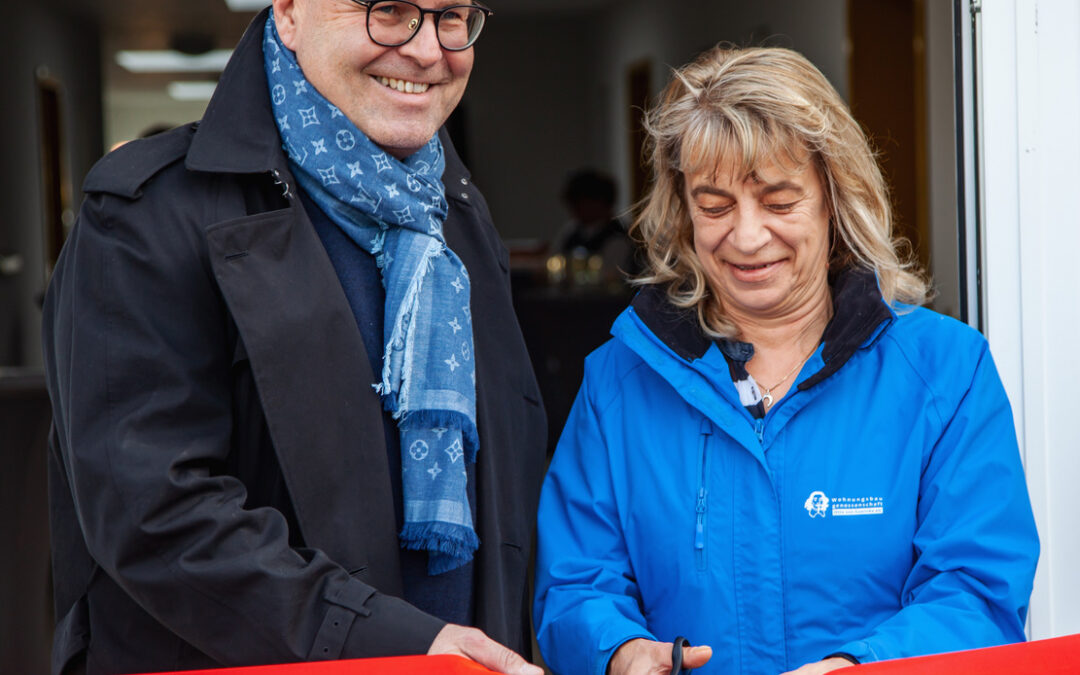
[263,13,478,574]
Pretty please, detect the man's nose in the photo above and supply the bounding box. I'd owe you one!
[397,15,444,67]
[728,205,771,254]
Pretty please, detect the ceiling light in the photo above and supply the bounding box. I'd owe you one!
[168,81,220,101]
[116,50,233,73]
[224,0,269,10]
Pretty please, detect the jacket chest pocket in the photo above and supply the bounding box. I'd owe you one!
[694,418,713,572]
[689,418,744,582]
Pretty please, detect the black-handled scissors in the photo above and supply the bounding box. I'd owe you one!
[671,635,693,674]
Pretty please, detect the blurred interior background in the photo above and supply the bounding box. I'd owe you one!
[1,1,960,671]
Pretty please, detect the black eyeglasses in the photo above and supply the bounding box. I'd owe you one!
[351,1,493,51]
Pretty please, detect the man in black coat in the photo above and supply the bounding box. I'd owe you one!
[41,2,546,674]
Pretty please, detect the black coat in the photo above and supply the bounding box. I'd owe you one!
[42,10,546,675]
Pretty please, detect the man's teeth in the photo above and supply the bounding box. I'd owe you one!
[378,76,430,94]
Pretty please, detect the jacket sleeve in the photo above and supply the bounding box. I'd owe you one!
[43,188,444,667]
[533,369,656,675]
[834,341,1039,663]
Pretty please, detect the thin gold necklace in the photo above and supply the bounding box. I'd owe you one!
[759,345,817,408]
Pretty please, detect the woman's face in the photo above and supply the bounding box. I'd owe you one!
[684,156,832,325]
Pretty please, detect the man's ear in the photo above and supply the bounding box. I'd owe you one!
[271,0,300,50]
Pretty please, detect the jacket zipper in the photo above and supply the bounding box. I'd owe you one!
[695,418,713,571]
[754,418,765,444]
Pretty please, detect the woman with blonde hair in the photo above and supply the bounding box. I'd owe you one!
[533,46,1037,675]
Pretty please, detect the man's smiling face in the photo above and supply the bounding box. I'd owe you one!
[274,0,473,159]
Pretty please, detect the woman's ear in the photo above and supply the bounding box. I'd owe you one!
[271,0,300,50]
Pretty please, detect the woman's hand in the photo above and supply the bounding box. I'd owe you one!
[608,638,712,675]
[778,657,855,675]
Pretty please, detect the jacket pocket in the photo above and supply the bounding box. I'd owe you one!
[694,418,713,572]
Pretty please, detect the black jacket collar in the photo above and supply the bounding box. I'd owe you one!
[800,268,894,390]
[631,267,895,386]
[187,8,284,175]
[630,285,712,362]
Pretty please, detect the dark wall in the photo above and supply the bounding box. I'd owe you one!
[1,2,104,671]
[0,1,103,368]
[0,374,53,674]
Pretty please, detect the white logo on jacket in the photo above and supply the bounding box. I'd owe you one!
[804,491,885,517]
[805,491,830,517]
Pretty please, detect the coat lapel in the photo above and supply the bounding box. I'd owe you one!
[183,8,403,594]
[206,198,404,596]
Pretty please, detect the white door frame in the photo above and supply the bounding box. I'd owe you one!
[975,0,1080,640]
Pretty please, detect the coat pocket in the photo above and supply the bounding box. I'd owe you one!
[694,418,713,572]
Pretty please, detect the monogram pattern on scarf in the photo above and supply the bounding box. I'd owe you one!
[264,13,479,574]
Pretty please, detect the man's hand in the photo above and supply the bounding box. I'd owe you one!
[608,637,713,675]
[427,624,542,675]
[779,657,854,675]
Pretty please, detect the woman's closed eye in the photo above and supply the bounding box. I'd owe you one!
[698,203,734,217]
[765,201,798,213]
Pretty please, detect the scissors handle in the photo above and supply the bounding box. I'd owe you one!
[671,635,692,674]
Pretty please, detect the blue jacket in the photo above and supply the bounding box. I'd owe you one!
[534,272,1038,675]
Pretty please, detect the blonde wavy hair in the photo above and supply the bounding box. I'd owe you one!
[631,45,930,338]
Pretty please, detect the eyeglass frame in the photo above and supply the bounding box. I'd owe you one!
[350,0,494,52]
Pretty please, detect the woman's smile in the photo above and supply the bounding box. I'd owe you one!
[727,258,786,282]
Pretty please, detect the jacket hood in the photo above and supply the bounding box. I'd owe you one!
[614,268,896,427]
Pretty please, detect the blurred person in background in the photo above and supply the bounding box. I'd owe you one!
[549,168,638,288]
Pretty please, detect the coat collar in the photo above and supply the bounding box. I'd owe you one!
[187,7,292,175]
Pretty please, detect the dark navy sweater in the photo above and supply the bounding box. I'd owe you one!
[301,190,476,627]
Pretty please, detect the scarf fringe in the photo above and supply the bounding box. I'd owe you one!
[400,521,481,575]
[375,238,448,413]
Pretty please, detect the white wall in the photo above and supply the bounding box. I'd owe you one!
[980,0,1080,639]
